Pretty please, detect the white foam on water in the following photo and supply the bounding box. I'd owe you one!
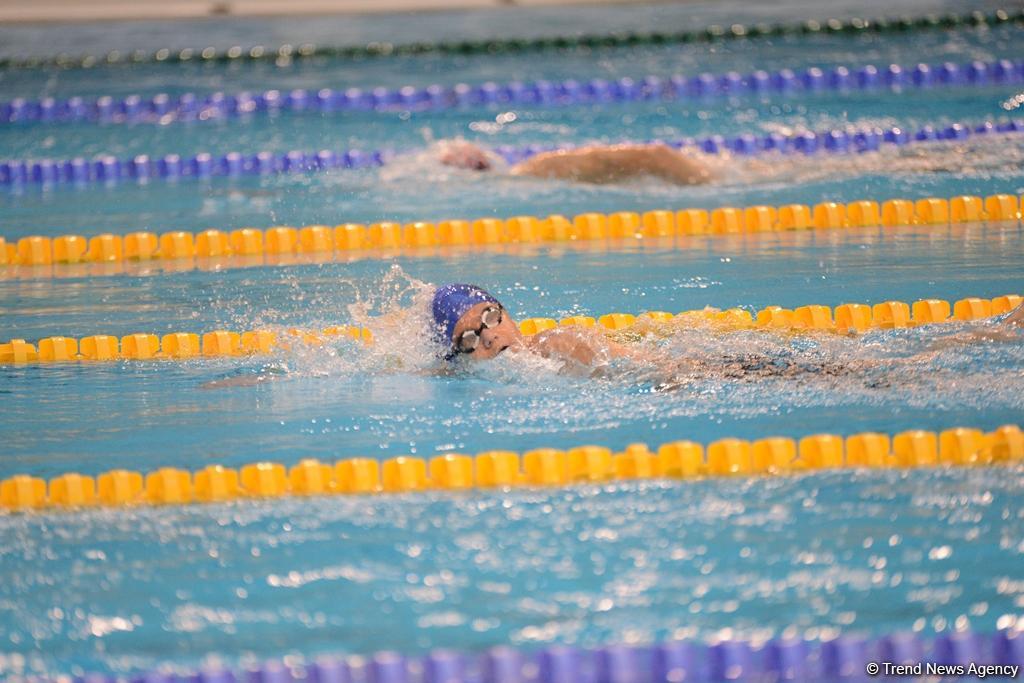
[235,266,1024,428]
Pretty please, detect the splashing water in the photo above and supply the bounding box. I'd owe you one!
[216,265,1024,428]
[733,137,1024,188]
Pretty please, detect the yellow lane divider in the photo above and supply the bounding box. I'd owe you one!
[0,326,372,364]
[519,294,1022,335]
[1,194,1020,274]
[2,425,1021,511]
[2,293,1020,364]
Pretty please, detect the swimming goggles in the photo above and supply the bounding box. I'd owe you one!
[451,305,503,357]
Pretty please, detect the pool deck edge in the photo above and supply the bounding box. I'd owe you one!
[0,0,690,25]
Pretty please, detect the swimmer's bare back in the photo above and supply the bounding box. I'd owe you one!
[511,143,716,186]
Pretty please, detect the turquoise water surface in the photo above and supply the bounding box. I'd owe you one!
[1,0,1023,677]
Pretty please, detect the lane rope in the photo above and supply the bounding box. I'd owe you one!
[2,56,1022,127]
[1,424,1021,510]
[37,630,1024,683]
[1,193,1020,279]
[2,117,1020,187]
[1,292,1020,365]
[0,8,1019,70]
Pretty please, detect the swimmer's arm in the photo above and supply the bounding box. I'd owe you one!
[201,364,286,389]
[924,302,1024,352]
[528,327,604,365]
[529,327,707,392]
[529,326,679,366]
[1002,302,1024,327]
[201,373,275,389]
[511,144,715,185]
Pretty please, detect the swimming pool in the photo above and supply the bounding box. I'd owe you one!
[1,0,1023,678]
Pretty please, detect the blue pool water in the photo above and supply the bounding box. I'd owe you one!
[1,0,1023,678]
[3,471,1023,676]
[3,226,1024,478]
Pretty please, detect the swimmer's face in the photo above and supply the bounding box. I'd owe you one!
[440,142,492,172]
[451,301,523,360]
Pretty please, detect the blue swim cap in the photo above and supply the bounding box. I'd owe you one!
[432,283,499,347]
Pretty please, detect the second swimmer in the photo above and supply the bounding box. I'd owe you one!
[436,139,718,186]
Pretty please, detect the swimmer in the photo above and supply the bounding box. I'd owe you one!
[433,282,856,388]
[432,283,636,369]
[437,139,717,185]
[434,135,1024,187]
[432,283,1024,386]
[204,283,1023,390]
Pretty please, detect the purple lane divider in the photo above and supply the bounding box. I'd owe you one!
[933,631,986,666]
[370,652,409,683]
[727,134,759,155]
[763,638,811,681]
[709,640,754,681]
[189,668,238,683]
[66,631,1024,683]
[485,647,526,683]
[993,631,1024,666]
[821,635,869,680]
[244,660,293,683]
[158,154,183,178]
[595,645,644,683]
[308,658,352,683]
[425,650,466,683]
[539,646,583,683]
[134,673,182,683]
[4,117,1023,189]
[653,640,704,682]
[878,632,924,666]
[3,57,1023,127]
